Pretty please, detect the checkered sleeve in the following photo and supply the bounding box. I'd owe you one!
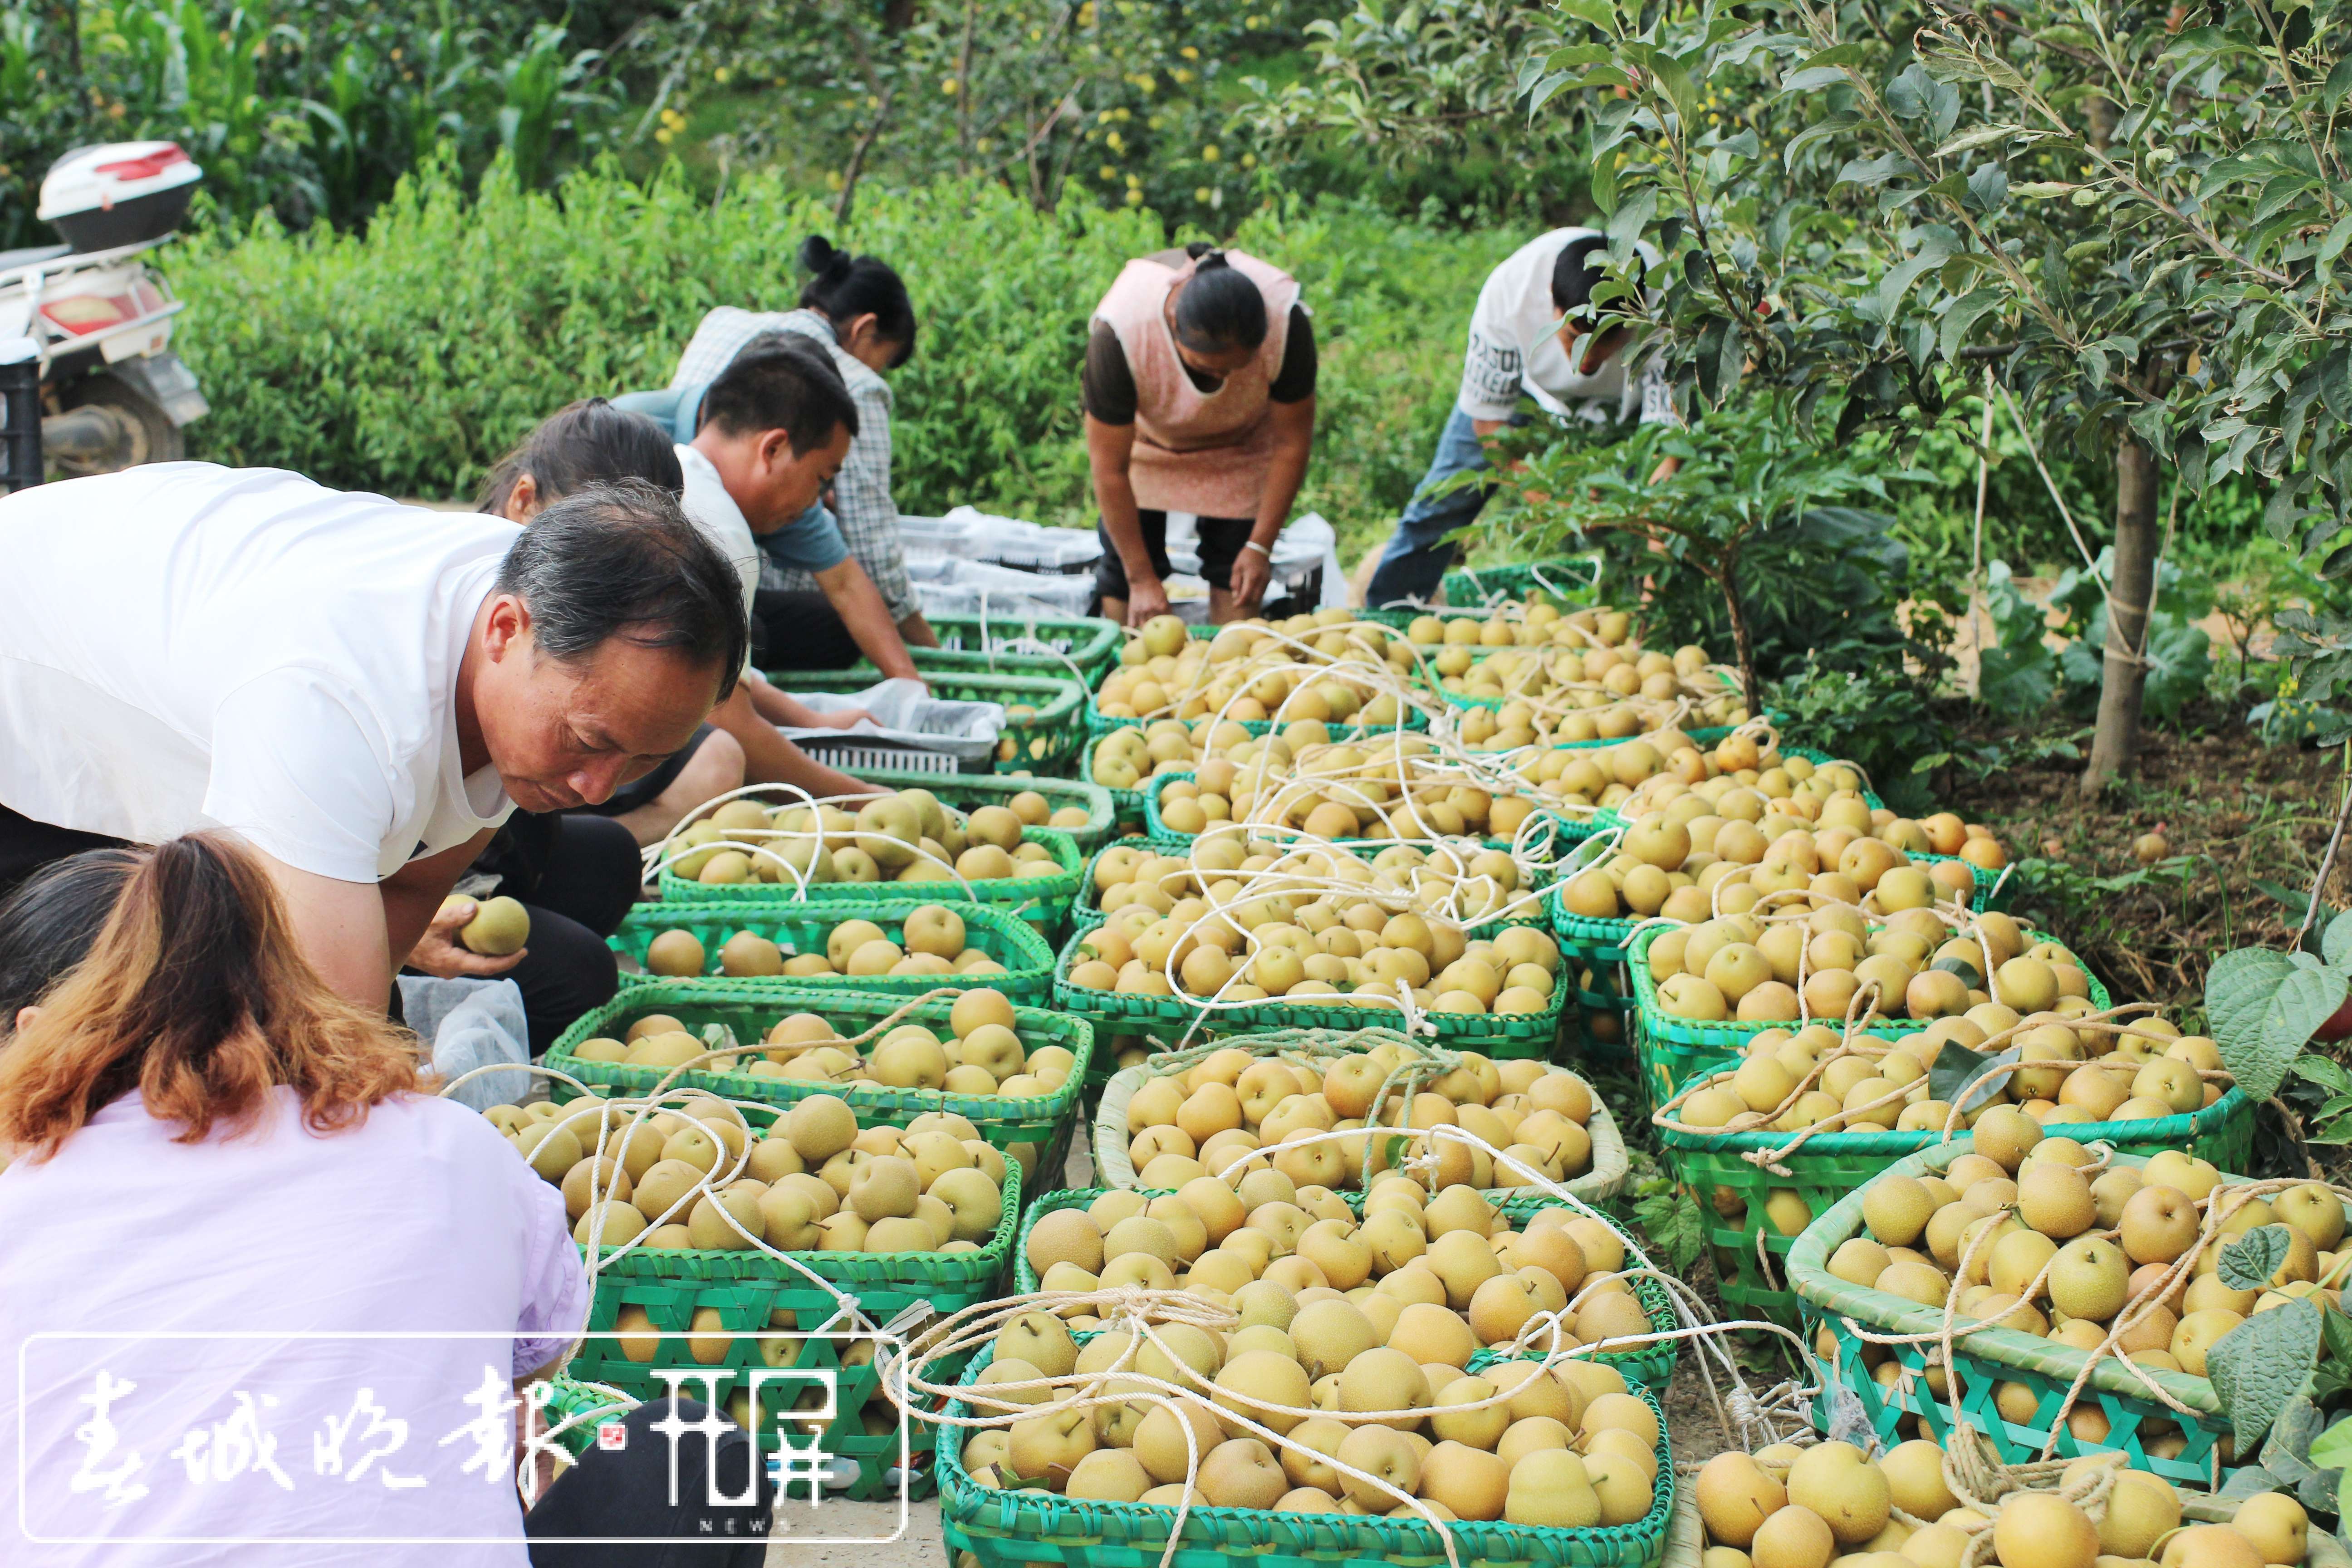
[668,308,771,391]
[828,380,917,622]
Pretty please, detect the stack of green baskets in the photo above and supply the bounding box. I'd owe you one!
[657,825,1085,941]
[1053,925,1571,1061]
[568,1131,1021,1502]
[1658,1086,2255,1331]
[1624,924,2109,1106]
[771,668,1088,774]
[907,611,1123,684]
[1090,1052,1631,1206]
[611,900,1060,1005]
[938,1338,1672,1568]
[1011,1187,1676,1392]
[1790,1142,2304,1488]
[541,980,1093,1183]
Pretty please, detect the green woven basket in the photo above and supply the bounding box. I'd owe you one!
[947,1388,1669,1568]
[568,1149,1022,1502]
[938,1333,1672,1568]
[904,611,1123,683]
[611,899,1059,1005]
[1069,835,1158,933]
[771,668,1088,774]
[1625,922,2109,1107]
[1053,926,1571,1062]
[1082,692,1431,742]
[830,768,1118,853]
[1788,1141,2304,1489]
[1091,1055,1631,1205]
[1010,1186,1677,1391]
[658,825,1084,939]
[542,980,1090,1173]
[1657,1086,2257,1332]
[1140,768,1595,859]
[1085,814,1555,946]
[1546,745,1893,962]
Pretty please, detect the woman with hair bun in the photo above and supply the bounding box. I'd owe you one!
[665,236,936,665]
[1084,241,1319,627]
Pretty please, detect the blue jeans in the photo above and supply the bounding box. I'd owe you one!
[1366,404,1495,608]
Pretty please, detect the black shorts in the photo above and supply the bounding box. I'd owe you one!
[1093,510,1255,602]
[0,801,127,902]
[576,724,719,819]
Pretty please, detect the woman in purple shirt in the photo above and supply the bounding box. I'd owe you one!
[0,836,776,1564]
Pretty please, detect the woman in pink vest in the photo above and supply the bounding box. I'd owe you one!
[1084,244,1318,627]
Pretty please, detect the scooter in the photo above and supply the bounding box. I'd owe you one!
[0,142,211,490]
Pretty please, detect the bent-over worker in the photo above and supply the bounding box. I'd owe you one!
[668,233,937,663]
[1085,243,1318,627]
[0,462,746,1011]
[1365,229,1677,608]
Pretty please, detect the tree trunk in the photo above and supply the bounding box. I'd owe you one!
[2079,434,2161,798]
[1715,568,1760,718]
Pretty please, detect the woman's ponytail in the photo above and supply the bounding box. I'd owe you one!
[798,236,916,368]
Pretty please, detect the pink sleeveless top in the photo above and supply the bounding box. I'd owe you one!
[1093,249,1302,519]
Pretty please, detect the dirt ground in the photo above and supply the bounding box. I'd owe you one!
[1942,705,2349,1014]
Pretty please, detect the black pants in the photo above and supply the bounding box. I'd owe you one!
[0,802,122,902]
[752,588,863,672]
[467,813,639,1055]
[1093,510,1255,601]
[526,1396,772,1566]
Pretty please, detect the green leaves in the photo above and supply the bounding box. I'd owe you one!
[1930,1039,2018,1112]
[2209,1298,2323,1449]
[2323,908,2352,967]
[1632,1179,1705,1274]
[2207,947,2352,1100]
[2219,1226,2293,1292]
[1938,287,2009,363]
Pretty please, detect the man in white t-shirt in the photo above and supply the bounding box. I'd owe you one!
[0,465,748,1008]
[1364,229,1680,608]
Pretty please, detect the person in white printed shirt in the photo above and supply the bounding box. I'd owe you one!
[1364,229,1679,608]
[668,235,939,665]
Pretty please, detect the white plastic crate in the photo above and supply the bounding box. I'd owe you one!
[941,506,1102,575]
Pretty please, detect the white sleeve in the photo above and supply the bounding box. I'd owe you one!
[202,669,404,883]
[1456,277,1526,423]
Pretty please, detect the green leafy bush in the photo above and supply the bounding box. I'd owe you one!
[1975,554,2214,726]
[5,0,619,242]
[169,161,1517,535]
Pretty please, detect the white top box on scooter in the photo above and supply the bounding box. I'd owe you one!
[38,142,204,255]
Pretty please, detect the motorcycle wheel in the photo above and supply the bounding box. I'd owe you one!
[51,370,182,477]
